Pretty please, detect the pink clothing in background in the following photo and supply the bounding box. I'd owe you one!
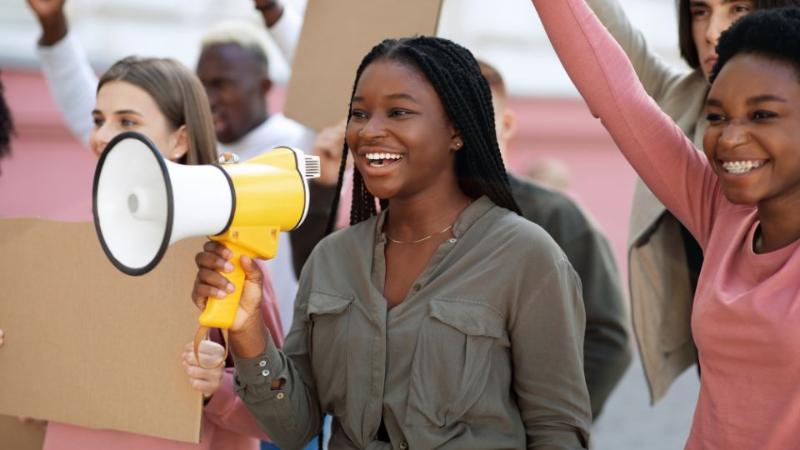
[532,0,800,448]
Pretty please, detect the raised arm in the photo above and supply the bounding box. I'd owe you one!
[28,0,96,145]
[255,0,303,63]
[530,0,719,246]
[585,0,686,101]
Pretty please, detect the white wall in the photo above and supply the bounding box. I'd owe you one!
[0,0,686,97]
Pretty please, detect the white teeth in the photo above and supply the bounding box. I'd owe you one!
[365,153,403,161]
[721,160,765,174]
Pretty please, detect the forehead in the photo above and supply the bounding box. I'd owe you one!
[710,53,800,98]
[354,59,437,99]
[95,81,161,114]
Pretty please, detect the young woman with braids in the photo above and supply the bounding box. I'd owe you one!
[191,36,591,449]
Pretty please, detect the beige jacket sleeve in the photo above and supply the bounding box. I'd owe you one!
[585,0,686,102]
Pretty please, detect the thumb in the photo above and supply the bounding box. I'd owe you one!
[240,255,263,285]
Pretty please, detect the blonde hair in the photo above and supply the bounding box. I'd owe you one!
[98,56,217,165]
[201,21,270,74]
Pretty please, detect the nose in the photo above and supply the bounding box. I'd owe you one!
[706,12,726,47]
[719,121,749,149]
[91,123,116,157]
[357,115,387,140]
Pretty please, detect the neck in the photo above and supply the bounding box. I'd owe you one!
[756,191,800,253]
[385,186,472,241]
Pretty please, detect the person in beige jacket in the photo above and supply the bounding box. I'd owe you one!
[586,0,800,403]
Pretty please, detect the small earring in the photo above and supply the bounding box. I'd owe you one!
[455,140,463,149]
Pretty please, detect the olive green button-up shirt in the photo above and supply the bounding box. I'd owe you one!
[233,197,591,449]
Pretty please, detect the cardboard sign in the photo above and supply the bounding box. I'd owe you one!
[0,415,46,450]
[0,219,204,443]
[284,0,444,131]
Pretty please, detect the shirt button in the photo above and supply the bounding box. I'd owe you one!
[261,369,270,377]
[399,442,409,449]
[258,360,267,367]
[448,238,457,243]
[276,392,285,400]
[412,284,421,292]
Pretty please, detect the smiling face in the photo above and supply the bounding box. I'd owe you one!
[690,0,754,79]
[346,59,462,201]
[704,53,800,206]
[90,81,187,161]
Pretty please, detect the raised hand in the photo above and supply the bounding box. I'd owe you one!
[26,0,68,45]
[254,0,285,27]
[313,118,348,187]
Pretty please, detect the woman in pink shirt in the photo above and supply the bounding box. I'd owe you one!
[531,1,800,448]
[0,55,283,450]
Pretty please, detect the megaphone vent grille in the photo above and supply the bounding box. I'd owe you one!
[304,155,321,180]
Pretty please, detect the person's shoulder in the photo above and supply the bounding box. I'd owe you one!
[509,176,594,241]
[486,203,568,262]
[307,215,376,260]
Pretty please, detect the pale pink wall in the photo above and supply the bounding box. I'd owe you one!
[0,69,637,281]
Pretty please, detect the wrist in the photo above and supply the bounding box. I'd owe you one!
[38,14,68,46]
[256,0,285,27]
[229,318,268,358]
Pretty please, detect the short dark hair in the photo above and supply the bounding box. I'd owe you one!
[477,59,507,101]
[677,0,800,70]
[326,36,520,232]
[711,7,800,83]
[0,73,14,161]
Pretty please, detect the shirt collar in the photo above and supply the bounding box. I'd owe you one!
[373,195,495,243]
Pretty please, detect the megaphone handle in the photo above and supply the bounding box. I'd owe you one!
[198,244,251,329]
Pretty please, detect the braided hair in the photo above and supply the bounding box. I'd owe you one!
[0,73,13,161]
[326,36,520,233]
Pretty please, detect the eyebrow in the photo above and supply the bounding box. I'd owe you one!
[91,109,144,116]
[351,93,418,103]
[690,0,746,6]
[706,94,787,107]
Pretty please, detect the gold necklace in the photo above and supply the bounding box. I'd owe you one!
[386,223,454,245]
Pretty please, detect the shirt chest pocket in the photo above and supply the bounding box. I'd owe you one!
[306,292,354,410]
[405,299,509,428]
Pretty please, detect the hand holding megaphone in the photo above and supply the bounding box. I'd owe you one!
[191,241,265,333]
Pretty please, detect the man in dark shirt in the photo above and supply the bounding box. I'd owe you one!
[479,60,631,418]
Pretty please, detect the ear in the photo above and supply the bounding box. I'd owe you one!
[259,77,273,96]
[168,125,190,161]
[501,109,517,143]
[450,126,463,152]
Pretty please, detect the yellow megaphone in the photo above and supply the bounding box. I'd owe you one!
[92,131,320,329]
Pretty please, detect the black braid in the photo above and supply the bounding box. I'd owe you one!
[324,36,520,235]
[0,73,14,161]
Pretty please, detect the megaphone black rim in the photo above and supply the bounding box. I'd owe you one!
[92,131,174,276]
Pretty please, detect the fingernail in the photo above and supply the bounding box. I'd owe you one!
[223,249,232,259]
[224,262,234,272]
[227,283,235,293]
[216,289,227,299]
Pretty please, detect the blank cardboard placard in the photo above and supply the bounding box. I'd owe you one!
[0,219,204,443]
[0,415,46,450]
[284,0,444,131]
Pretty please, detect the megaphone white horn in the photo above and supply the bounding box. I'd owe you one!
[92,132,234,275]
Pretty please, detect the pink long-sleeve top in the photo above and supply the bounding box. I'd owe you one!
[43,253,284,450]
[531,1,800,448]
